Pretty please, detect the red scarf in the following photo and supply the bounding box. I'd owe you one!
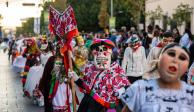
[156,42,164,48]
[131,43,141,52]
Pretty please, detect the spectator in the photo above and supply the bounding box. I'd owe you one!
[122,35,146,83]
[180,28,193,48]
[172,27,181,43]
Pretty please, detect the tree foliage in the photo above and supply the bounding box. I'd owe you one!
[98,0,109,29]
[172,3,193,26]
[16,0,147,35]
[16,18,35,37]
[146,5,163,25]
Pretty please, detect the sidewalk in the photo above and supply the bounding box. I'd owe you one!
[0,50,44,112]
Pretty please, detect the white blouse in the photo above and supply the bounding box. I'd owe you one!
[121,79,194,112]
[122,46,147,77]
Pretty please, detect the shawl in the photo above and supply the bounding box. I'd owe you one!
[81,62,130,108]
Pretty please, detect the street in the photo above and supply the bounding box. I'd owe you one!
[0,50,44,112]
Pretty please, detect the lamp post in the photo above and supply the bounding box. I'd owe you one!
[111,0,113,17]
[109,0,116,30]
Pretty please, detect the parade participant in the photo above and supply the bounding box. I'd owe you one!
[38,39,73,112]
[121,43,194,112]
[150,29,160,48]
[180,28,193,48]
[24,37,54,106]
[187,42,194,85]
[73,35,88,72]
[172,27,181,43]
[144,31,174,79]
[69,39,130,112]
[21,38,40,88]
[122,35,146,83]
[12,38,27,73]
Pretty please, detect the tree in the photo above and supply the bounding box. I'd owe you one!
[71,0,101,32]
[39,0,148,32]
[146,5,163,26]
[128,0,146,30]
[98,0,109,29]
[16,18,35,37]
[172,3,193,28]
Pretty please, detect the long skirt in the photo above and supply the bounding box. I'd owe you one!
[24,65,44,97]
[52,82,72,112]
[12,55,26,73]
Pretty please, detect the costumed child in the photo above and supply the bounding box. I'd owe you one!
[69,39,130,112]
[38,39,73,112]
[21,38,40,89]
[12,38,27,73]
[121,43,194,112]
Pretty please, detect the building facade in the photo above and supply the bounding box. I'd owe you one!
[146,0,194,34]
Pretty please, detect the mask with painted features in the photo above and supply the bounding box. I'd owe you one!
[91,39,115,70]
[76,36,84,46]
[158,43,190,83]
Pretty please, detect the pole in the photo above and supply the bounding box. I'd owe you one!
[68,50,76,112]
[111,0,113,17]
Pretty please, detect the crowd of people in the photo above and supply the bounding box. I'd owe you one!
[0,24,194,112]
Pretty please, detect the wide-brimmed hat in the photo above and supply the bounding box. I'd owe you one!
[90,39,115,50]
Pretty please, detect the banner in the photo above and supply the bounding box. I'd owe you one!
[109,17,116,29]
[49,5,78,37]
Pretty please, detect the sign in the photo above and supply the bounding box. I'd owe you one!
[34,18,40,34]
[49,5,78,37]
[109,17,116,29]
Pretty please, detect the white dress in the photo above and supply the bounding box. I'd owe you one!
[52,82,72,111]
[121,79,194,112]
[24,52,53,97]
[12,55,26,73]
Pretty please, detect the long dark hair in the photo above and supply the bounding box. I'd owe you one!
[184,28,193,40]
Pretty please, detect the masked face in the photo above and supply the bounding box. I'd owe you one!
[130,41,140,49]
[158,46,189,83]
[92,45,112,70]
[53,58,63,73]
[27,41,33,46]
[40,43,48,50]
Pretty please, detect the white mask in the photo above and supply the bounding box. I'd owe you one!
[93,45,112,70]
[40,43,48,50]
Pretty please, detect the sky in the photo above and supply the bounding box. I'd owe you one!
[0,0,43,28]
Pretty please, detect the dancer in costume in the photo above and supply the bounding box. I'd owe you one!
[21,38,40,89]
[38,40,72,112]
[69,39,130,112]
[144,31,174,79]
[12,38,27,73]
[121,43,194,112]
[24,37,54,106]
